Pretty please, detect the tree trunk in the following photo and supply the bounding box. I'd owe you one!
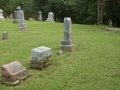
[97,0,107,24]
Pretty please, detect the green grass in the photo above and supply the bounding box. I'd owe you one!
[0,20,120,90]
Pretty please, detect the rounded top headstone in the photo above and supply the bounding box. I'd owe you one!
[16,6,21,10]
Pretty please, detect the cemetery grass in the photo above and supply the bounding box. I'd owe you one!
[0,20,120,90]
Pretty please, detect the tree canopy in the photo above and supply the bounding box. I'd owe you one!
[0,0,120,26]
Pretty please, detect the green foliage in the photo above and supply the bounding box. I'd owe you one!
[0,0,120,26]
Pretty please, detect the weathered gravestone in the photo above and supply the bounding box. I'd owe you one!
[9,13,13,19]
[1,61,29,85]
[13,6,21,23]
[31,46,51,70]
[109,19,113,26]
[0,9,5,20]
[46,12,55,22]
[38,11,42,21]
[60,17,76,52]
[3,31,8,40]
[19,10,28,31]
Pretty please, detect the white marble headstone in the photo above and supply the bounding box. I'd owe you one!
[0,9,5,20]
[46,12,55,22]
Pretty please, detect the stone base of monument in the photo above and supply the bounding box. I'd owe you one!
[60,44,76,52]
[46,18,55,22]
[1,61,29,86]
[19,26,28,31]
[31,59,51,70]
[13,19,19,23]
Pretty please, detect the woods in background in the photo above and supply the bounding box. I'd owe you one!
[0,0,120,26]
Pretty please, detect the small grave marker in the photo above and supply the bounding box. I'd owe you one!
[3,31,8,40]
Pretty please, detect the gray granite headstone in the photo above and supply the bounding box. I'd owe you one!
[46,12,55,22]
[60,17,76,52]
[31,46,51,69]
[3,31,8,40]
[19,10,28,31]
[0,9,5,20]
[13,6,21,23]
[38,11,42,21]
[1,61,29,85]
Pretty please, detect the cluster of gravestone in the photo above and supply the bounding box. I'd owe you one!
[0,6,76,85]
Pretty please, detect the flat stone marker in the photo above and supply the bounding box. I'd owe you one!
[106,28,120,32]
[60,17,76,52]
[1,61,29,85]
[31,46,51,70]
[46,12,55,22]
[19,10,28,31]
[3,31,8,40]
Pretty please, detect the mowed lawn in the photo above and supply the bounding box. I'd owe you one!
[0,20,120,90]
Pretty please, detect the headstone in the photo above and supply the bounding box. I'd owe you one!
[1,61,29,85]
[3,31,8,40]
[13,6,21,23]
[60,17,76,52]
[31,46,51,69]
[109,19,113,26]
[9,13,13,19]
[19,10,28,31]
[46,12,55,22]
[38,11,42,21]
[0,9,5,20]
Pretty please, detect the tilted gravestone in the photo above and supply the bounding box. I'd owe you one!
[46,12,55,22]
[19,10,28,31]
[0,9,5,20]
[60,17,76,52]
[38,11,42,21]
[1,61,29,85]
[31,46,51,70]
[3,31,8,40]
[13,6,21,23]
